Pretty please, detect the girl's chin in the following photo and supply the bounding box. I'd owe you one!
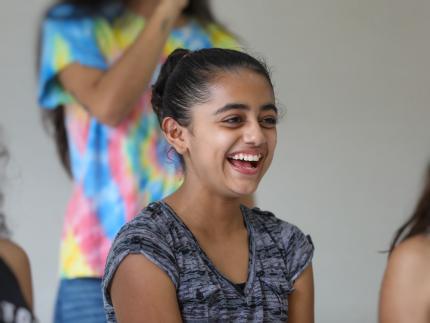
[228,184,259,197]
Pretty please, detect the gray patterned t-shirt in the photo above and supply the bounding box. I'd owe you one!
[102,201,314,322]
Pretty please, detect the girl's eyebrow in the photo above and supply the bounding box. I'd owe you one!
[213,103,278,115]
[261,103,278,114]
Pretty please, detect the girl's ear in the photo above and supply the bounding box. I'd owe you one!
[162,117,188,154]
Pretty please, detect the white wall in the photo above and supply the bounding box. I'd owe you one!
[1,1,430,322]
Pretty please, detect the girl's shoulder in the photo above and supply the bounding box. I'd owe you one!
[246,206,302,234]
[44,2,123,22]
[113,201,176,246]
[45,3,91,20]
[104,202,181,291]
[43,3,102,36]
[0,239,30,274]
[246,206,314,283]
[0,239,32,307]
[380,234,430,320]
[245,206,313,250]
[126,201,173,227]
[387,234,430,280]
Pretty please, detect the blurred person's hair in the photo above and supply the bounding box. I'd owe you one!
[390,163,430,252]
[38,0,226,177]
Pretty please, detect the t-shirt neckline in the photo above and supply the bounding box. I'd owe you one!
[158,200,256,298]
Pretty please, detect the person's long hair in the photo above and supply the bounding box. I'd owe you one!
[38,0,222,177]
[389,163,430,253]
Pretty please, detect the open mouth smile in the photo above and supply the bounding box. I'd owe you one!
[226,153,263,174]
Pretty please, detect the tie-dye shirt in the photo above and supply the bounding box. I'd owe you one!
[38,3,238,279]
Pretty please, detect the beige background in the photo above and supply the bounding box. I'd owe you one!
[1,0,430,322]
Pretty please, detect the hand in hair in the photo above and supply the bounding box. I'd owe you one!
[160,0,189,14]
[58,0,190,126]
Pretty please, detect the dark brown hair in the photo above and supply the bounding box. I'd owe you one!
[151,48,272,167]
[389,164,430,252]
[39,0,222,177]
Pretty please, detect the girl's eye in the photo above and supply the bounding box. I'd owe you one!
[260,116,278,128]
[222,116,243,125]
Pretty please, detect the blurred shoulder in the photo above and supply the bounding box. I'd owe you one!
[0,238,30,271]
[380,234,430,322]
[45,2,122,21]
[45,3,86,19]
[0,238,32,308]
[388,234,430,279]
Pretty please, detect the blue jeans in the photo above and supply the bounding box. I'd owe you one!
[54,278,106,323]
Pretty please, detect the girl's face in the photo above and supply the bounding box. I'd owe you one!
[181,69,278,198]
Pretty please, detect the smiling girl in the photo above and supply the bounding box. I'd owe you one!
[102,48,314,322]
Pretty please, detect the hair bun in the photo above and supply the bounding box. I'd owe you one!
[151,48,191,121]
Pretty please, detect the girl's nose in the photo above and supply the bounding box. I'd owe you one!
[243,121,266,146]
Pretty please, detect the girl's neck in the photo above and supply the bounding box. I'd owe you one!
[164,184,245,238]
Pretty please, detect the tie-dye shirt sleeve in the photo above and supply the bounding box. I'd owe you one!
[38,5,108,109]
[206,24,240,50]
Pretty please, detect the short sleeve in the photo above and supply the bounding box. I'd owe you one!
[38,4,108,109]
[282,223,314,284]
[102,215,179,308]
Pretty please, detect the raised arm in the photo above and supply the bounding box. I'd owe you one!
[110,254,182,323]
[288,264,314,323]
[58,0,188,126]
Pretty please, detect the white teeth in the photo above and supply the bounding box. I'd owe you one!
[230,153,262,161]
